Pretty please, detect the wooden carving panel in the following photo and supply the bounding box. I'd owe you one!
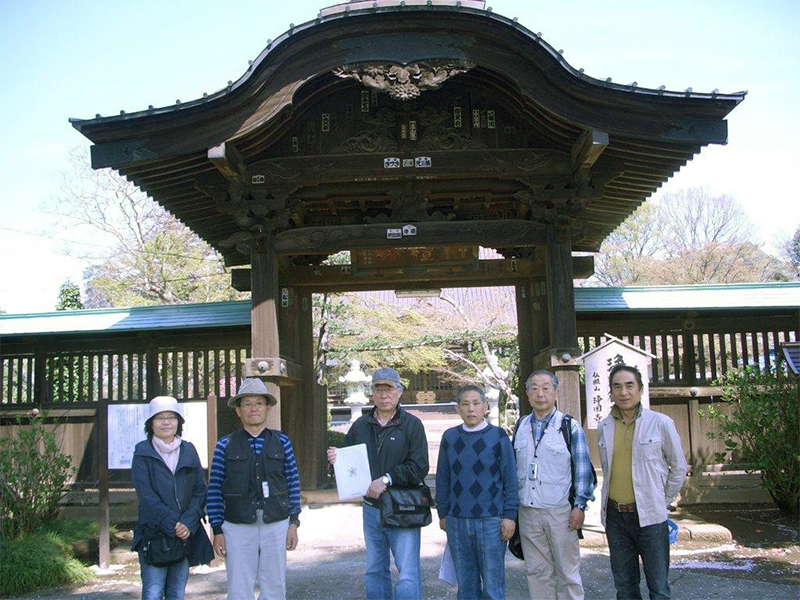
[253,78,540,161]
[352,246,478,271]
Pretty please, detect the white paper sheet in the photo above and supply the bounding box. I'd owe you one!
[333,443,372,500]
[439,543,457,586]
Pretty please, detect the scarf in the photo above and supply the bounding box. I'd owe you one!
[151,435,182,473]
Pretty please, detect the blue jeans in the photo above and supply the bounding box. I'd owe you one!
[446,516,506,600]
[606,508,671,600]
[138,552,189,600]
[363,503,422,600]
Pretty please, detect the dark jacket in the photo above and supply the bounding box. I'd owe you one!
[131,438,214,567]
[345,405,429,505]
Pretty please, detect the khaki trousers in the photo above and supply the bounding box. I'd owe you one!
[518,504,584,600]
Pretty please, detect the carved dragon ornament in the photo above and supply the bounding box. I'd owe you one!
[333,60,475,101]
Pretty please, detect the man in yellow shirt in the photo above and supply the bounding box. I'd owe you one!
[597,365,687,600]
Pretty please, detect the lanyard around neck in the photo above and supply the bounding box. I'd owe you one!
[531,411,555,458]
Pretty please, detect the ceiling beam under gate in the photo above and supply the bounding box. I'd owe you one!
[231,256,595,291]
[270,219,549,256]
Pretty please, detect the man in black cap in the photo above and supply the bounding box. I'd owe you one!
[327,367,429,600]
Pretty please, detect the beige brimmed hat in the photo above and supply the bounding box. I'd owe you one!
[228,378,278,407]
[147,396,184,423]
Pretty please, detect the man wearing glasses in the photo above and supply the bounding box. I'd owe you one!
[327,367,429,600]
[207,378,301,600]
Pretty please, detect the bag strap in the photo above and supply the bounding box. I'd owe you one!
[511,414,527,446]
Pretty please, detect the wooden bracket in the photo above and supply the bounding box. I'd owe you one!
[571,129,609,172]
[532,347,582,369]
[245,357,287,377]
[208,141,245,182]
[244,358,302,383]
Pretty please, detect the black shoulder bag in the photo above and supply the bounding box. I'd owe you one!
[379,484,435,528]
[142,529,190,567]
[508,417,525,560]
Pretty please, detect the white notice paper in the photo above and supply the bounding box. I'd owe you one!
[333,443,372,501]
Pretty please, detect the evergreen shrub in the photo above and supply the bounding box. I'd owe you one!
[0,530,92,597]
[702,365,799,514]
[0,412,76,540]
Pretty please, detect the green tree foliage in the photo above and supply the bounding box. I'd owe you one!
[701,366,799,514]
[593,188,793,285]
[53,281,89,401]
[592,202,663,286]
[55,280,83,311]
[0,413,77,539]
[45,149,247,307]
[779,225,800,279]
[790,226,800,271]
[314,285,519,417]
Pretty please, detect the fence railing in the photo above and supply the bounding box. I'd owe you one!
[578,327,796,386]
[3,314,797,405]
[2,344,250,407]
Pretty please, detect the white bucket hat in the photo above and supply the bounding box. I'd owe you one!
[147,396,184,423]
[228,378,278,407]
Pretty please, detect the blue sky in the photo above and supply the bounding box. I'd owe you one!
[1,0,798,313]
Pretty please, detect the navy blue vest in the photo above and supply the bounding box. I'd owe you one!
[221,429,289,525]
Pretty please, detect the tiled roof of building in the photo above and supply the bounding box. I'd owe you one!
[0,300,251,336]
[574,282,800,312]
[1,283,797,337]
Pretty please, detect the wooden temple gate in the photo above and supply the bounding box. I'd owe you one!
[68,1,744,488]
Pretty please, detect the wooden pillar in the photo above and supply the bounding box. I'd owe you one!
[545,224,581,422]
[299,289,327,488]
[251,232,281,430]
[145,345,159,400]
[516,277,549,417]
[34,344,47,404]
[515,283,534,416]
[683,328,697,385]
[97,401,110,569]
[206,392,217,471]
[276,285,327,488]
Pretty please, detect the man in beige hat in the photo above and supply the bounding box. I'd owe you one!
[207,378,301,600]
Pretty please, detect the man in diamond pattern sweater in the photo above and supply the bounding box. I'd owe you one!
[436,385,518,600]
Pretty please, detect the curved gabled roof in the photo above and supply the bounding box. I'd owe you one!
[71,1,745,263]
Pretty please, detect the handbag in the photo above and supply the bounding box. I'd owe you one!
[142,532,189,567]
[508,517,524,560]
[379,484,434,528]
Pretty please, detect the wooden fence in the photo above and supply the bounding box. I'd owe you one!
[1,309,796,496]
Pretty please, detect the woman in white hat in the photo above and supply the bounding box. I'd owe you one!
[131,396,214,600]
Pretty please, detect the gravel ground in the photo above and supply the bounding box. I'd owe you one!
[670,503,799,587]
[11,502,799,600]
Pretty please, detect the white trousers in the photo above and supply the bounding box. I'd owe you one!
[222,511,289,600]
[518,504,584,600]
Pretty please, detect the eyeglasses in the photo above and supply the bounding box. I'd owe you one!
[372,385,399,395]
[153,415,179,422]
[241,401,268,409]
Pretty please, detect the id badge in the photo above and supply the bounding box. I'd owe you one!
[528,463,538,481]
[262,481,270,498]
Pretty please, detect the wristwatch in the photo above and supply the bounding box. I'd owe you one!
[381,475,391,486]
[289,515,300,528]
